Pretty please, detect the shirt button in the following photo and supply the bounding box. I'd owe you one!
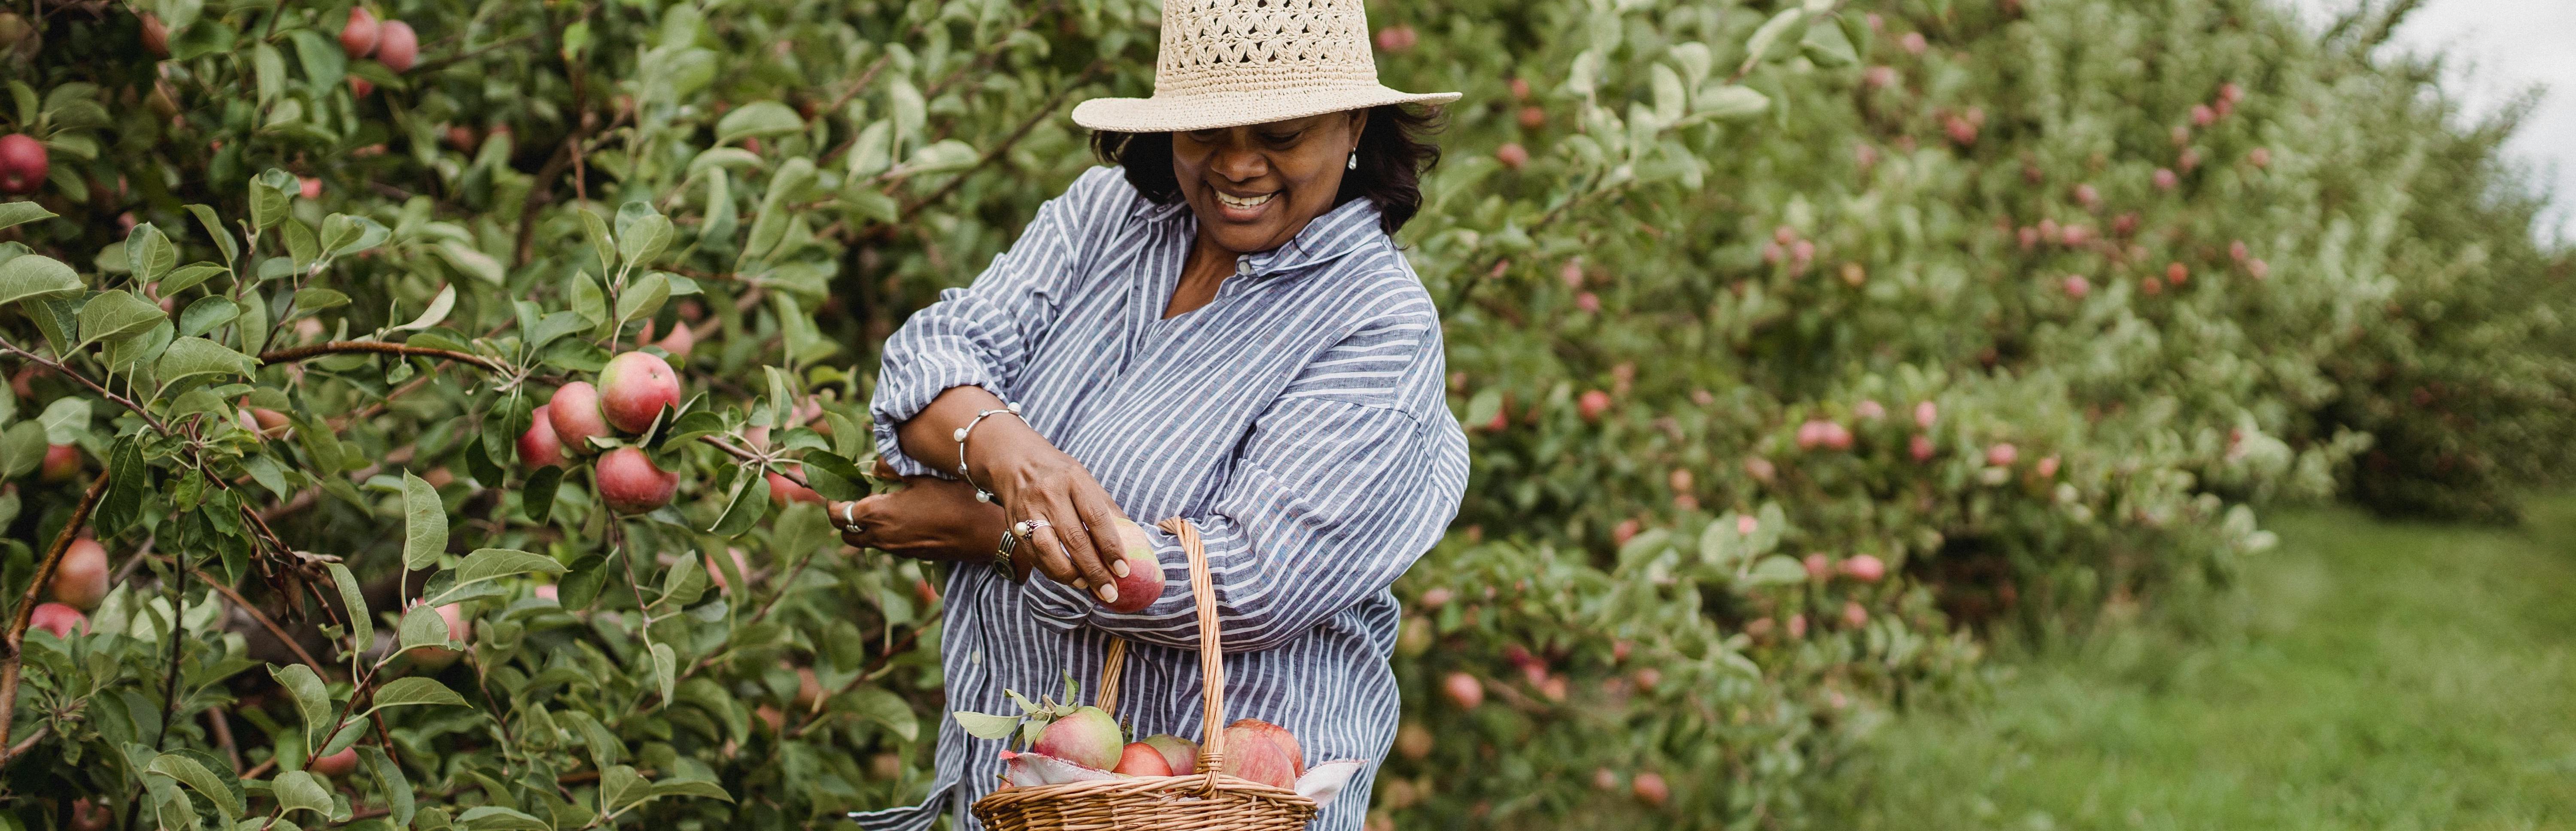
[1236,258,1252,276]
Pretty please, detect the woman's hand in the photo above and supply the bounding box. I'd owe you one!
[968,425,1137,605]
[831,470,1009,565]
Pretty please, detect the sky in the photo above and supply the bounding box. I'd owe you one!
[2281,0,2576,244]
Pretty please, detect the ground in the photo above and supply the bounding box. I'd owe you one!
[1822,496,2576,831]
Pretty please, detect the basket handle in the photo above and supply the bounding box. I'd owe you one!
[1090,518,1227,793]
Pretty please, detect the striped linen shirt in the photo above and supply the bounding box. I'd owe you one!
[850,167,1470,831]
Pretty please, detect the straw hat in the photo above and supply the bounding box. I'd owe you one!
[1071,0,1461,133]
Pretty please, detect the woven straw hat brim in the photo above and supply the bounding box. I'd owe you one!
[1072,85,1462,133]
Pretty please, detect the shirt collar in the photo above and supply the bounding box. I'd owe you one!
[1138,195,1385,279]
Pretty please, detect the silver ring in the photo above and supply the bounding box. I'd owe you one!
[841,502,860,532]
[1013,519,1052,536]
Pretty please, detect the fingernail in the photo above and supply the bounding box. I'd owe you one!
[1112,560,1130,579]
[1073,579,1089,590]
[1097,585,1119,604]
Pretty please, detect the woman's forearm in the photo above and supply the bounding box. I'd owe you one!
[895,385,1033,482]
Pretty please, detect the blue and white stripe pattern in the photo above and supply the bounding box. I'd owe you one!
[850,167,1469,831]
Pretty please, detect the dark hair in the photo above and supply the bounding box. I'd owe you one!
[1088,104,1446,234]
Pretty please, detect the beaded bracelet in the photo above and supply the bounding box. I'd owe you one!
[953,401,1024,503]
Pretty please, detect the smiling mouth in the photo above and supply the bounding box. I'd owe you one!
[1215,191,1276,210]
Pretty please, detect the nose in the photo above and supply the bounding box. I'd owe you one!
[1210,134,1268,183]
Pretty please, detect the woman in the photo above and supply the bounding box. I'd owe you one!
[837,2,1465,829]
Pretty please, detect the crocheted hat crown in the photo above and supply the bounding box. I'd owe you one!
[1072,0,1459,133]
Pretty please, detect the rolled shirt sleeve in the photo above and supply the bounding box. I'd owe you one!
[868,168,1124,477]
[1023,305,1470,652]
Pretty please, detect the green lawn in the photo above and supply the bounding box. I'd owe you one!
[1819,497,2576,831]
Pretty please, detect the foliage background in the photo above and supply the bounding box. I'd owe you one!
[0,0,2563,829]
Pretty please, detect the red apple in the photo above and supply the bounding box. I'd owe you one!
[39,443,81,482]
[0,133,47,194]
[1393,723,1431,760]
[705,547,752,593]
[1113,742,1172,776]
[1914,401,1937,428]
[310,746,360,777]
[2167,262,2189,285]
[52,538,109,610]
[2036,455,2061,478]
[597,351,681,434]
[29,602,87,638]
[1632,771,1669,806]
[2154,168,2178,190]
[1986,443,2019,467]
[2191,104,2216,127]
[1910,434,1935,462]
[1841,601,1869,629]
[1841,554,1886,583]
[1577,389,1610,422]
[519,404,565,468]
[1218,719,1303,790]
[594,447,678,514]
[1899,31,1927,55]
[340,8,381,58]
[1032,706,1122,770]
[1372,25,1416,52]
[1802,552,1831,582]
[375,20,417,73]
[1517,105,1547,130]
[2062,275,2091,298]
[1441,672,1483,710]
[298,177,322,200]
[1509,77,1532,100]
[407,601,471,670]
[546,382,613,455]
[1098,518,1163,613]
[349,77,375,98]
[1495,143,1528,170]
[1142,734,1199,774]
[1854,400,1886,421]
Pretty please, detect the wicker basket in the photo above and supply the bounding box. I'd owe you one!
[970,518,1322,831]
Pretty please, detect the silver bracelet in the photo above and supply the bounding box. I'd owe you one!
[952,401,1024,503]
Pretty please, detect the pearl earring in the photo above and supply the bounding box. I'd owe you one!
[1347,152,1358,170]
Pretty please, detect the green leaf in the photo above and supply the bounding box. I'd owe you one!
[0,422,43,479]
[389,284,456,334]
[290,288,350,315]
[401,472,447,571]
[844,685,918,742]
[650,642,677,707]
[600,765,652,813]
[0,254,82,308]
[650,779,734,802]
[249,170,294,230]
[615,205,674,267]
[75,290,169,349]
[157,337,253,388]
[952,710,1021,740]
[146,751,245,818]
[659,555,708,609]
[744,157,817,260]
[316,717,369,758]
[434,242,505,285]
[268,663,333,747]
[370,677,471,710]
[455,548,569,584]
[156,263,228,297]
[706,470,769,538]
[1745,554,1808,586]
[328,564,371,654]
[715,101,804,144]
[178,296,241,337]
[398,604,452,651]
[126,223,178,283]
[281,220,319,268]
[186,205,237,265]
[358,746,414,828]
[0,201,56,231]
[523,465,563,525]
[456,806,550,831]
[613,271,670,330]
[581,209,618,273]
[557,552,611,612]
[38,397,88,444]
[273,770,335,818]
[1738,8,1807,76]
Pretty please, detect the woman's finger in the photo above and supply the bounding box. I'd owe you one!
[1070,487,1134,579]
[1020,521,1081,586]
[1039,489,1120,604]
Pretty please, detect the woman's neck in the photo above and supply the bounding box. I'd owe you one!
[1168,234,1239,319]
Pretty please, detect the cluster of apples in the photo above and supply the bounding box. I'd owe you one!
[338,8,419,97]
[1002,707,1359,805]
[517,351,683,513]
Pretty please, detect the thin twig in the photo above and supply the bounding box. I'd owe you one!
[0,337,169,434]
[196,570,328,674]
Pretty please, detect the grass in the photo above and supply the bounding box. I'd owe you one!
[1817,495,2576,831]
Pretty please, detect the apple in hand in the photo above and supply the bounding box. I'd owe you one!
[1097,519,1164,613]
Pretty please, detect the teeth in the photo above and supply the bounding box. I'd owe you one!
[1217,191,1275,209]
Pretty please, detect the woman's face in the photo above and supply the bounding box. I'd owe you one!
[1170,110,1368,255]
